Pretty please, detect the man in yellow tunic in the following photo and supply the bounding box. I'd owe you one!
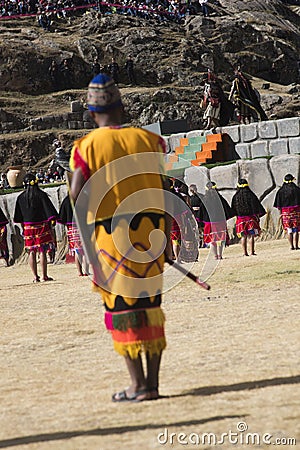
[70,73,172,402]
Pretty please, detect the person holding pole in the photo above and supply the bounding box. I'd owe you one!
[70,73,173,402]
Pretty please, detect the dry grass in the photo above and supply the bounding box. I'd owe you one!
[0,239,299,449]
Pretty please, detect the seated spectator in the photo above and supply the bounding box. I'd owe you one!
[36,168,45,183]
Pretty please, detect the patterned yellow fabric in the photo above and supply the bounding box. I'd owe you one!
[70,126,166,224]
[91,214,165,309]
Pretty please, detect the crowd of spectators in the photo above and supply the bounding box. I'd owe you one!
[0,0,205,24]
[0,140,67,191]
[0,165,65,191]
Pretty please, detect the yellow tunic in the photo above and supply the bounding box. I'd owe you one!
[70,126,167,357]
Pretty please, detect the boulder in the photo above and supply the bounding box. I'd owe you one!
[269,154,300,186]
[237,158,274,198]
[210,163,238,189]
[184,165,210,195]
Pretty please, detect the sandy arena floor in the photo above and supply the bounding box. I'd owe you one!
[0,239,299,450]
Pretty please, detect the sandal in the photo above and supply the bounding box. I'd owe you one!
[33,276,40,283]
[112,389,149,403]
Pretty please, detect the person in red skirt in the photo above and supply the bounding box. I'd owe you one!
[0,206,9,266]
[231,178,266,256]
[274,173,300,250]
[14,173,58,282]
[199,181,234,260]
[58,195,89,276]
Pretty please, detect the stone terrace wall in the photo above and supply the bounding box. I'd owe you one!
[166,117,300,159]
[0,102,95,135]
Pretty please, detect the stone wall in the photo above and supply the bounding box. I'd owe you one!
[167,117,300,159]
[0,102,96,135]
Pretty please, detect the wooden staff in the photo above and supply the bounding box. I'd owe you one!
[166,258,211,290]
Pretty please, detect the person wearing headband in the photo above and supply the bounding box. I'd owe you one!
[231,178,266,256]
[70,73,172,403]
[13,173,58,282]
[274,174,300,250]
[198,181,234,260]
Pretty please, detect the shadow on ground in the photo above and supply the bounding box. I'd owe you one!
[1,375,299,448]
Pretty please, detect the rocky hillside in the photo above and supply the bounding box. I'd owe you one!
[0,0,300,170]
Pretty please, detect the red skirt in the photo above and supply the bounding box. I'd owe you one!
[23,222,56,253]
[281,206,300,232]
[66,223,83,254]
[171,218,181,242]
[203,221,227,244]
[236,215,261,238]
[0,225,9,260]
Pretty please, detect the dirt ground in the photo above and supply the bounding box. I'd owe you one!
[0,239,299,450]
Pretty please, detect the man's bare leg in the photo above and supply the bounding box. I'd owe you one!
[146,352,162,399]
[29,251,39,281]
[241,236,248,256]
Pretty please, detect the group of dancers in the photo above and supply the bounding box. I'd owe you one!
[0,72,299,404]
[169,174,300,262]
[1,171,299,278]
[0,173,88,281]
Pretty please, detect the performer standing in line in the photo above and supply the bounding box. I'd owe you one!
[231,179,266,256]
[58,195,89,276]
[0,206,9,266]
[14,173,58,282]
[273,174,300,250]
[199,181,234,260]
[189,184,204,248]
[70,73,172,402]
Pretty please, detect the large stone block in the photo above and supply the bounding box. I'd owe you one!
[258,121,277,139]
[0,191,22,260]
[168,133,186,153]
[269,139,289,156]
[250,140,269,158]
[226,217,236,240]
[57,184,68,205]
[161,136,170,153]
[70,101,83,113]
[221,125,240,143]
[184,165,210,195]
[186,130,204,139]
[288,137,300,155]
[237,158,274,198]
[240,123,258,142]
[210,163,238,189]
[269,154,300,186]
[261,189,281,238]
[277,117,300,137]
[203,128,221,137]
[218,189,235,207]
[44,187,60,212]
[235,143,250,159]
